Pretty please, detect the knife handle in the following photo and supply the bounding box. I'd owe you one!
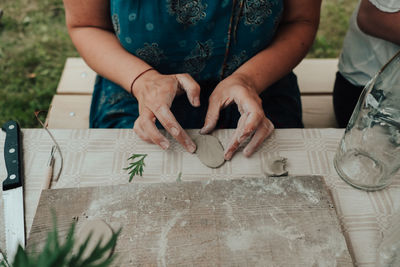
[2,120,23,191]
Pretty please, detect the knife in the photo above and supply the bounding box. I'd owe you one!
[2,120,25,261]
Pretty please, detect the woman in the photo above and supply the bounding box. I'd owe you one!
[334,0,400,128]
[63,0,321,160]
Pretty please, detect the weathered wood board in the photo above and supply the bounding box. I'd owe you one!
[27,176,353,266]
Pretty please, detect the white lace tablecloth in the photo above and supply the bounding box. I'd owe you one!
[1,128,399,266]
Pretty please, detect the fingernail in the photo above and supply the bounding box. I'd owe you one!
[171,127,179,136]
[200,126,209,134]
[187,144,196,153]
[243,147,251,157]
[224,151,233,161]
[160,141,169,150]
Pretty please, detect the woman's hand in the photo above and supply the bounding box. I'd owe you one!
[200,73,274,160]
[132,70,200,153]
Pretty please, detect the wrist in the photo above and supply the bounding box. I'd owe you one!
[130,67,158,98]
[229,72,259,95]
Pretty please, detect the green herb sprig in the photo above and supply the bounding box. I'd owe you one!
[0,217,120,267]
[124,154,147,182]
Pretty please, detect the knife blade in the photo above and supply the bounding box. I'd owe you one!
[2,120,25,261]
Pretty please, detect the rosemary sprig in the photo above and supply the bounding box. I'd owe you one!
[124,154,147,182]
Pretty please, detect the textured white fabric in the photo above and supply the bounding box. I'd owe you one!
[0,129,399,266]
[370,0,400,12]
[339,0,400,86]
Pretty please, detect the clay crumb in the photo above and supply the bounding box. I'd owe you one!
[264,155,288,177]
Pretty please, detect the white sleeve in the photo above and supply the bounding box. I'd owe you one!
[368,0,400,12]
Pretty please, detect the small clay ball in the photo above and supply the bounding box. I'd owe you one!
[194,135,225,168]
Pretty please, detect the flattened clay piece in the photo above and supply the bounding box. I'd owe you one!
[74,219,114,260]
[194,135,225,168]
[264,155,288,176]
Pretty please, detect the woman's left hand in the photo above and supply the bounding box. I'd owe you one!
[200,73,274,160]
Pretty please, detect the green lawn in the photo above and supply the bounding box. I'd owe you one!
[309,0,358,57]
[0,0,358,128]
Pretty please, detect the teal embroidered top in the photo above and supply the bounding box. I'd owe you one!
[110,0,283,80]
[90,1,305,129]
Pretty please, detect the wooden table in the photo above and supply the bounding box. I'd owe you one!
[1,128,399,266]
[46,58,339,129]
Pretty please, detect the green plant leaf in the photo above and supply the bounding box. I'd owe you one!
[125,154,147,182]
[1,215,120,267]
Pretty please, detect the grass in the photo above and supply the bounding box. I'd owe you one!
[0,0,358,128]
[0,0,78,128]
[308,0,359,58]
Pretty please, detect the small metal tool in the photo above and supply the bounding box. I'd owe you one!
[42,146,56,189]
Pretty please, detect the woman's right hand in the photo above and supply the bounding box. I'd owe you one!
[132,69,200,153]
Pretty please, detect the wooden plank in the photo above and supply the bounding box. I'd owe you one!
[51,58,339,128]
[46,95,92,128]
[56,58,96,95]
[27,177,352,266]
[302,95,338,128]
[294,58,338,95]
[57,57,338,95]
[46,95,338,129]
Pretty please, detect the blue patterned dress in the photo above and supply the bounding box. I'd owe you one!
[90,0,303,128]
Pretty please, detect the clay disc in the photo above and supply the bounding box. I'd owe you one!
[74,219,114,260]
[194,135,225,168]
[264,155,288,177]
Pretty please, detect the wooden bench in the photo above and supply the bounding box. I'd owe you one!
[46,58,339,128]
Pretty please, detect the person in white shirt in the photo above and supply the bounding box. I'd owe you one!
[334,0,400,127]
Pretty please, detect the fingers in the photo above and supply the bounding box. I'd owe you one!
[133,108,170,150]
[243,118,274,157]
[237,112,263,143]
[134,106,197,153]
[224,113,248,160]
[134,73,197,153]
[153,104,196,153]
[224,113,273,160]
[200,96,222,134]
[176,73,201,107]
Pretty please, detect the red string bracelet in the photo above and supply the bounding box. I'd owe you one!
[130,67,155,97]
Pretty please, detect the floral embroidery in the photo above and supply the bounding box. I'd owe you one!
[166,0,207,25]
[183,40,213,75]
[108,91,130,105]
[224,50,248,77]
[112,14,120,35]
[221,0,230,8]
[242,0,280,28]
[128,13,137,21]
[135,43,166,66]
[146,23,154,31]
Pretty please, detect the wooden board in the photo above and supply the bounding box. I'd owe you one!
[57,57,337,95]
[301,95,338,128]
[45,95,337,129]
[56,58,96,95]
[46,95,92,128]
[50,57,339,129]
[27,176,352,266]
[294,58,338,94]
